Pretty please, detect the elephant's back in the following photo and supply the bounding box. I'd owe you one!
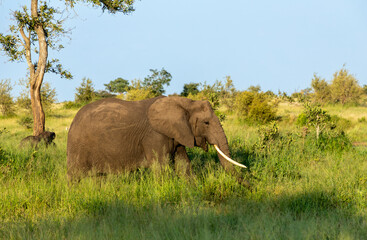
[71,98,154,125]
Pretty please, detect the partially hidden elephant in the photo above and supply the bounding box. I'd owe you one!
[20,131,56,148]
[67,96,247,182]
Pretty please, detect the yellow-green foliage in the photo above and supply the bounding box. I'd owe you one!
[124,88,155,101]
[0,79,15,116]
[235,91,277,123]
[120,79,155,101]
[310,67,364,105]
[330,68,363,104]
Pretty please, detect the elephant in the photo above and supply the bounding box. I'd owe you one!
[67,96,248,184]
[20,131,56,148]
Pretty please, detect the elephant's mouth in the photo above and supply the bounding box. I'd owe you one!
[194,136,208,152]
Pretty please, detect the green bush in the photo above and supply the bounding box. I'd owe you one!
[235,91,277,124]
[297,103,351,151]
[296,112,307,126]
[358,117,366,123]
[0,79,15,117]
[17,116,33,129]
[16,92,32,111]
[63,101,85,109]
[315,130,351,151]
[124,88,155,101]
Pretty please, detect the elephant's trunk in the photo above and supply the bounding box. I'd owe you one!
[216,133,251,188]
[210,118,246,171]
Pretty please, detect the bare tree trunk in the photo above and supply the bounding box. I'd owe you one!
[30,77,45,135]
[29,0,47,135]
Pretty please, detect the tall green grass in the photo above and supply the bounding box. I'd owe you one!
[0,106,366,239]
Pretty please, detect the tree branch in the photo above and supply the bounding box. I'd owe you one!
[19,27,35,77]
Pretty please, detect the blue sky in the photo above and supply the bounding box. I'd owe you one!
[1,0,367,102]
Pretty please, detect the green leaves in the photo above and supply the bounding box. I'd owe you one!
[75,77,95,104]
[142,68,172,96]
[0,34,25,62]
[0,1,68,63]
[65,0,135,14]
[310,67,363,105]
[0,79,15,117]
[235,91,277,124]
[104,77,130,94]
[181,83,200,97]
[45,59,73,79]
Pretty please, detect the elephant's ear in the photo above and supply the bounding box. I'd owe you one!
[148,97,195,148]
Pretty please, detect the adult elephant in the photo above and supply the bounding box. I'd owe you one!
[67,96,247,182]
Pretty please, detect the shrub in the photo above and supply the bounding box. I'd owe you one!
[311,74,331,104]
[315,130,351,151]
[17,116,33,129]
[297,103,351,151]
[256,121,280,150]
[0,79,15,117]
[63,101,84,109]
[75,77,95,104]
[235,91,277,124]
[16,91,32,111]
[94,90,116,100]
[358,117,366,123]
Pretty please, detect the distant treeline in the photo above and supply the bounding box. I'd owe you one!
[1,66,366,125]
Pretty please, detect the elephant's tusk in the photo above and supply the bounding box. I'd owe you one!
[214,145,247,168]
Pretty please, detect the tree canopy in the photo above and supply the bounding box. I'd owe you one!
[0,0,135,135]
[104,77,130,94]
[181,83,200,97]
[142,68,172,96]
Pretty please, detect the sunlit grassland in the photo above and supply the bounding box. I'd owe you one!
[0,104,366,239]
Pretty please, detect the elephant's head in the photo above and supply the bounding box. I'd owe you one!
[148,96,246,171]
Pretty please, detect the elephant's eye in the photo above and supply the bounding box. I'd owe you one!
[204,121,209,125]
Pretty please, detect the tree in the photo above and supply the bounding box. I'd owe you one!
[142,68,172,96]
[0,79,15,116]
[75,78,95,104]
[0,0,135,135]
[301,102,331,140]
[311,74,331,104]
[104,77,130,94]
[181,83,199,97]
[329,67,363,105]
[220,76,237,110]
[247,85,261,93]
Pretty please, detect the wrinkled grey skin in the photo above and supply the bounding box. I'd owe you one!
[67,96,240,181]
[20,131,56,148]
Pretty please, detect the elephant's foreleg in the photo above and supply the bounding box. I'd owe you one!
[174,145,192,176]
